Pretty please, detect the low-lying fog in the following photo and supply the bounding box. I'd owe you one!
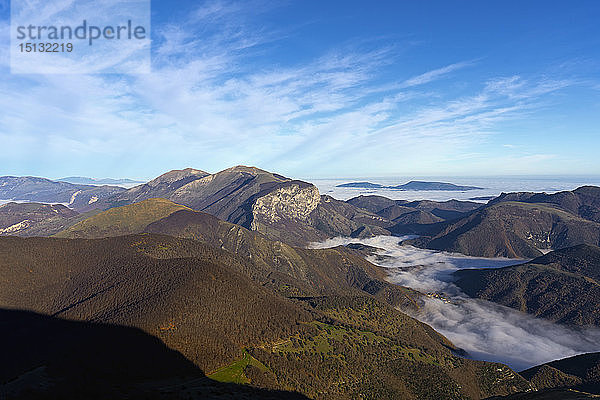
[310,236,600,371]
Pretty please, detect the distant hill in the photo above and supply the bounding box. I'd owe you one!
[409,199,600,258]
[392,181,484,191]
[0,176,126,211]
[0,202,85,237]
[337,181,384,188]
[346,195,481,235]
[58,176,145,186]
[454,245,600,326]
[337,181,483,191]
[0,234,531,399]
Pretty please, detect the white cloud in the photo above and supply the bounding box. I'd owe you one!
[312,236,600,371]
[0,1,589,178]
[400,60,475,88]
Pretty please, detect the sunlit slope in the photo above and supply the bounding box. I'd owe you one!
[55,198,190,239]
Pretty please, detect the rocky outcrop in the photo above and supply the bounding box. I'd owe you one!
[94,166,391,246]
[252,183,320,225]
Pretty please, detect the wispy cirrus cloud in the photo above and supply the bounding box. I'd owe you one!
[400,60,476,88]
[0,0,594,178]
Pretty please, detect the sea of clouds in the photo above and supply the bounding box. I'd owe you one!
[310,235,600,371]
[311,175,600,202]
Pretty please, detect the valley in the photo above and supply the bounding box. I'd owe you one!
[311,236,600,372]
[4,2,599,398]
[1,167,600,399]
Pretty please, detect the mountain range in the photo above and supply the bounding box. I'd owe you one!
[1,168,491,247]
[0,176,126,209]
[90,166,395,246]
[3,167,393,246]
[2,166,600,398]
[406,188,600,258]
[336,181,483,191]
[58,176,145,186]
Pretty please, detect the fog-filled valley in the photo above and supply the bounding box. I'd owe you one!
[312,236,600,371]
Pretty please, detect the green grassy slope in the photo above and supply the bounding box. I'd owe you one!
[55,198,190,238]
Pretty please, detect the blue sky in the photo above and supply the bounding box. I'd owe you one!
[0,0,599,180]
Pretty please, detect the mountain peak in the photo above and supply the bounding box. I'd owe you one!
[221,165,290,182]
[147,168,210,186]
[226,165,274,174]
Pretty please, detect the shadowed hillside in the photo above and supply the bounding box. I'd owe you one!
[519,352,600,395]
[0,309,309,399]
[409,201,600,258]
[0,235,311,373]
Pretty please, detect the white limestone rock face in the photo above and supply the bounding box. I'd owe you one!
[251,183,321,229]
[0,219,31,234]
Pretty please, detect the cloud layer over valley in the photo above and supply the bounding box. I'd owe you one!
[312,236,600,371]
